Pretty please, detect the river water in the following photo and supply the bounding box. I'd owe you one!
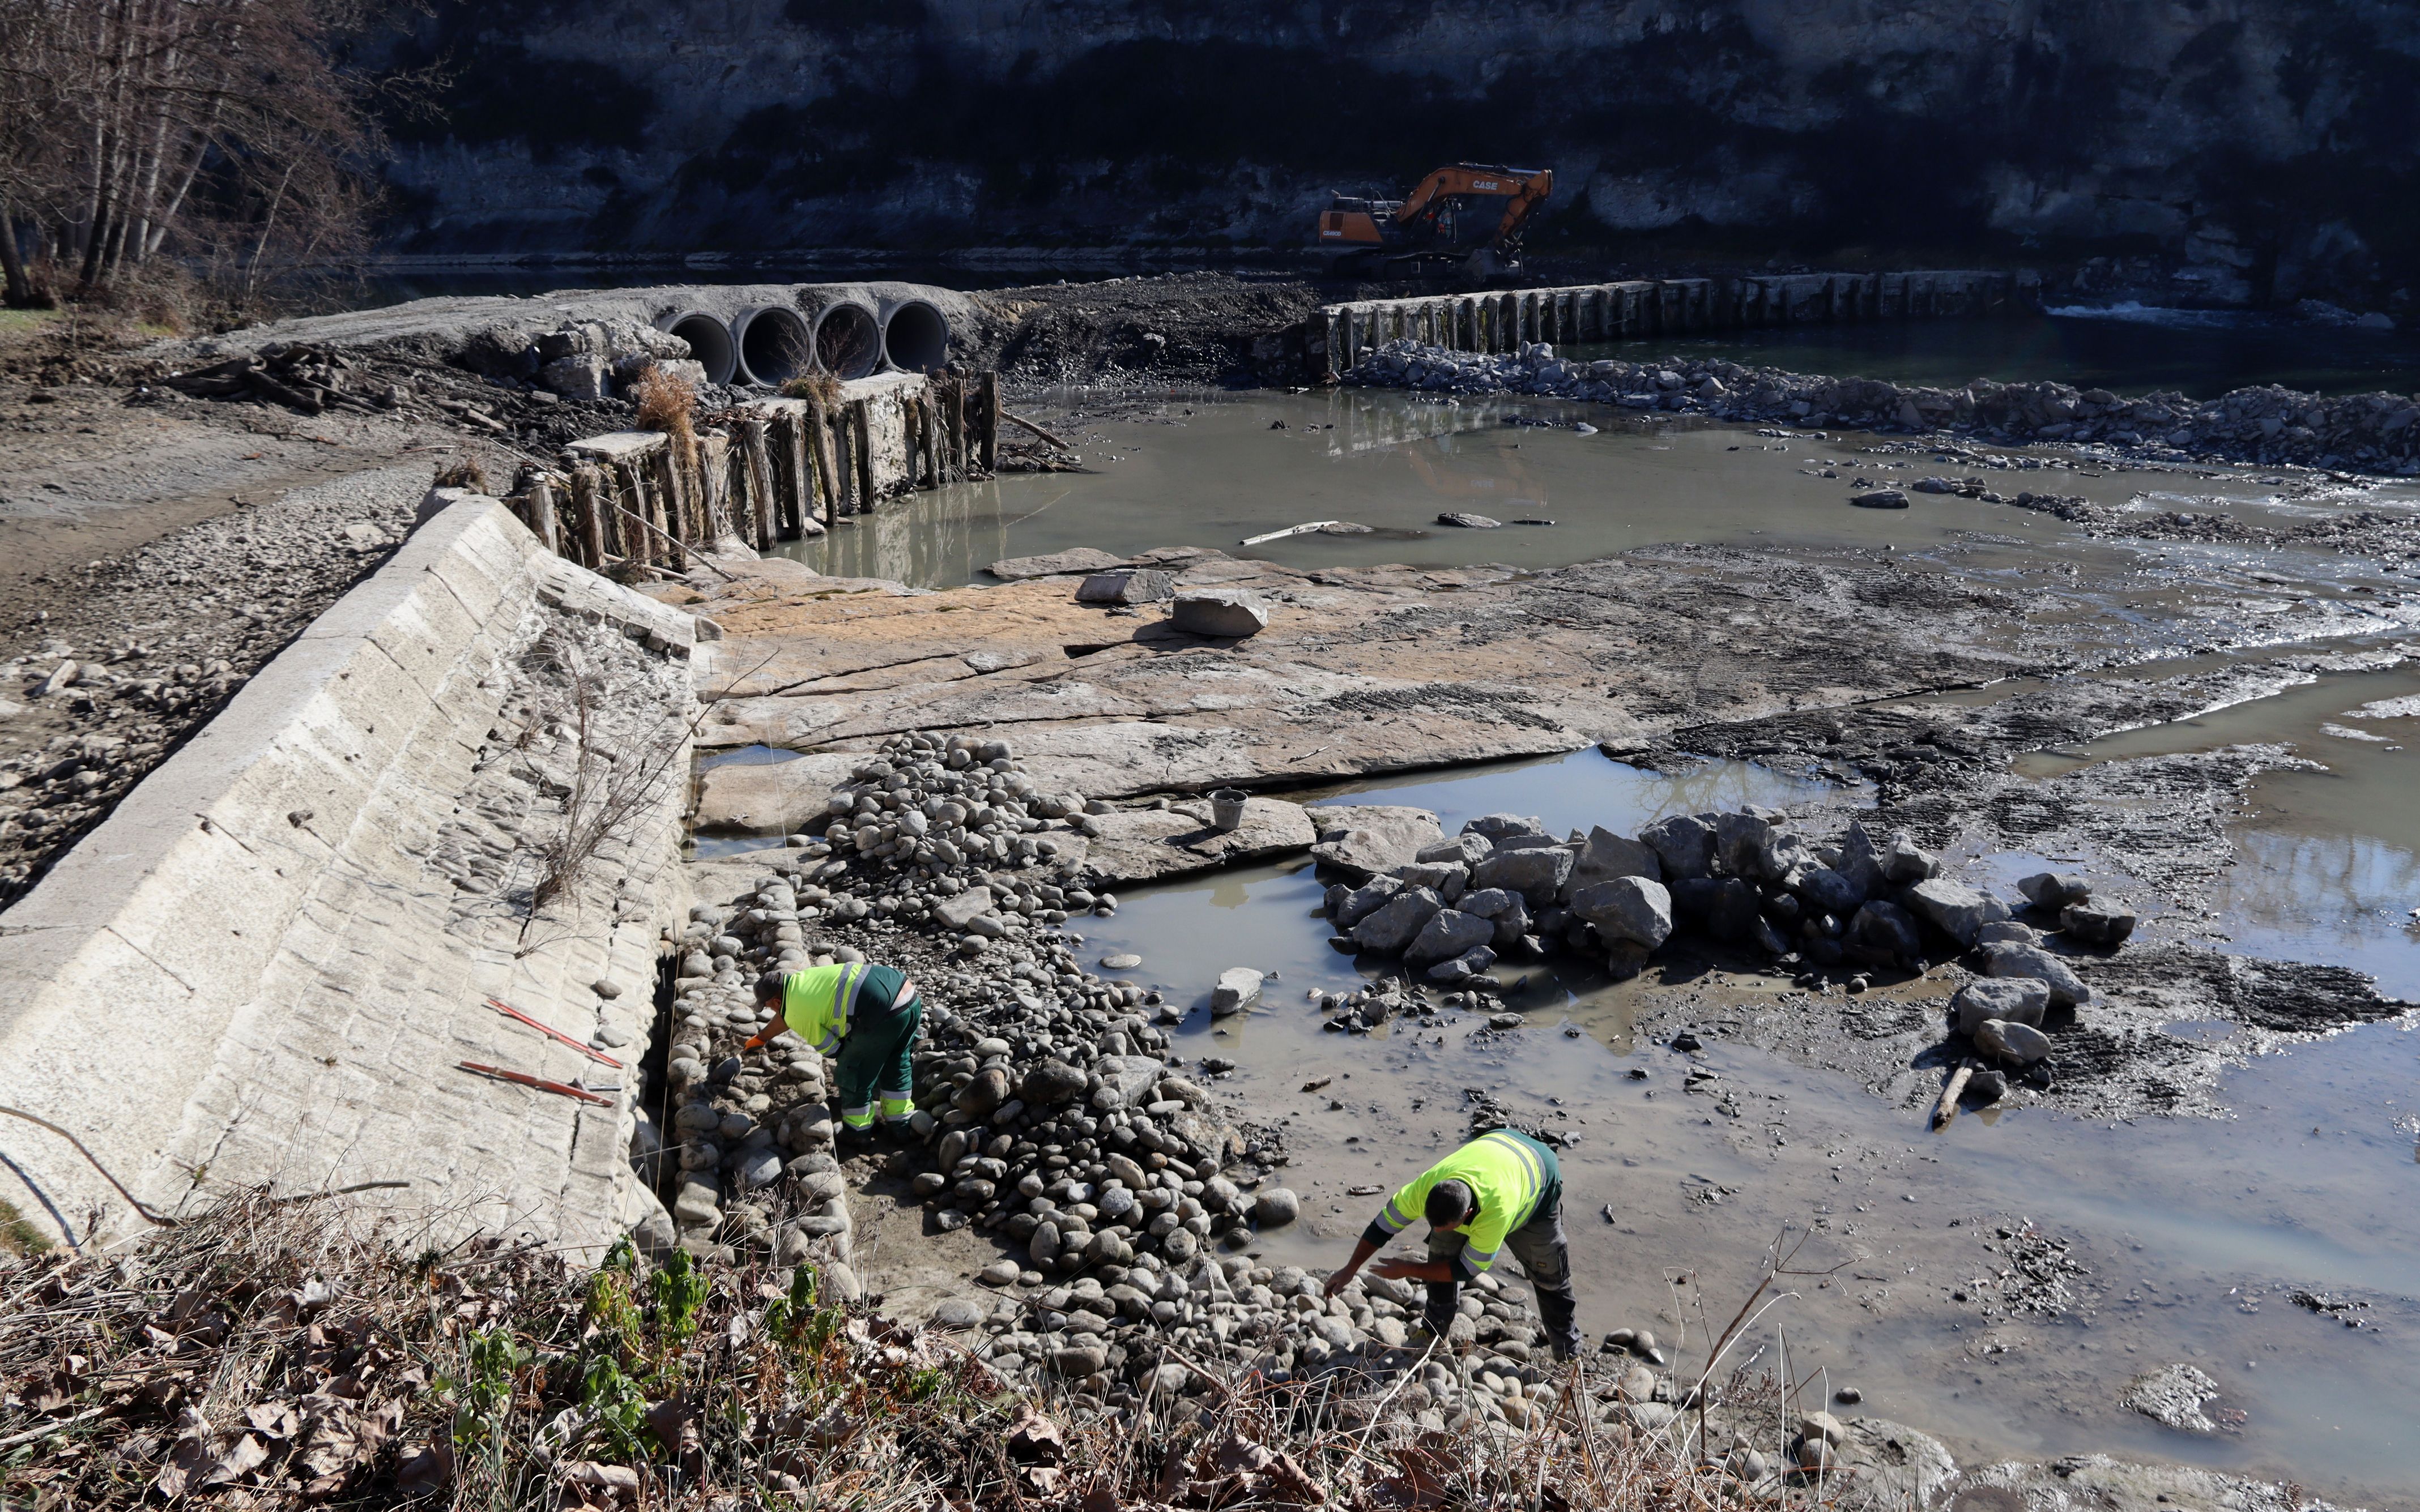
[734,382,2419,1501]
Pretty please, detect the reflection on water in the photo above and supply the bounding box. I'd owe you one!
[2015,664,2420,996]
[1298,746,1867,838]
[774,388,2269,589]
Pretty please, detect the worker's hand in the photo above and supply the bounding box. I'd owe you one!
[1322,1265,1358,1299]
[739,1030,770,1053]
[1370,1258,1422,1282]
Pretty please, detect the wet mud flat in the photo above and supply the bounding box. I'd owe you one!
[675,393,2420,1501]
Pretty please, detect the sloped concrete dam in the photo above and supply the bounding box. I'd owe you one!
[0,494,701,1253]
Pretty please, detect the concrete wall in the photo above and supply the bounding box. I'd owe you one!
[0,497,698,1252]
[1309,270,2038,378]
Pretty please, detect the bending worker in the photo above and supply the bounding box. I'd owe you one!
[741,962,922,1139]
[1324,1126,1580,1361]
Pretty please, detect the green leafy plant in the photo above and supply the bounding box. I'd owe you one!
[578,1355,651,1462]
[648,1249,709,1348]
[449,1327,534,1456]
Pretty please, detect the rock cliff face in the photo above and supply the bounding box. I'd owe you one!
[373,0,2417,306]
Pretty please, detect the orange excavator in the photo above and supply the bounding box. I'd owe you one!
[1313,163,1553,282]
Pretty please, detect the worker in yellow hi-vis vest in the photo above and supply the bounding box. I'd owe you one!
[1323,1127,1579,1360]
[742,962,922,1139]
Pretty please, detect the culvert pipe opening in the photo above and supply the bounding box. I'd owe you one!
[735,306,814,387]
[659,311,736,386]
[814,302,883,381]
[880,300,950,374]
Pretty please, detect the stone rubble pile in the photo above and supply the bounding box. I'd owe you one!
[1344,337,2420,475]
[1315,807,2135,1090]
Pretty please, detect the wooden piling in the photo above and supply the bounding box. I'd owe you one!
[804,399,838,523]
[851,399,875,511]
[942,377,966,484]
[976,371,999,474]
[738,418,774,550]
[650,446,689,567]
[568,466,605,566]
[527,475,560,556]
[782,409,811,539]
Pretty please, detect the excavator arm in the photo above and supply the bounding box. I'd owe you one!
[1394,164,1554,249]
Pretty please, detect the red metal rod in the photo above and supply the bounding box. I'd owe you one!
[457,1061,615,1107]
[485,996,623,1068]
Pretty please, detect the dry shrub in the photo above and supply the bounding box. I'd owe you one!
[632,362,698,447]
[432,455,491,493]
[778,371,841,407]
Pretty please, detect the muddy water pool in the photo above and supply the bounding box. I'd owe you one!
[782,387,2420,591]
[1061,751,2420,1503]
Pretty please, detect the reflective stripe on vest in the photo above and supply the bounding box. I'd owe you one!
[780,963,870,1045]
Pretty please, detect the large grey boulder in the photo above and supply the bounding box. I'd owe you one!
[1562,825,1662,899]
[1455,887,1519,919]
[1714,810,1773,875]
[1211,968,1264,1017]
[1640,813,1716,880]
[1834,822,1886,897]
[1846,899,1922,962]
[1902,878,2011,947]
[2018,872,2092,909]
[1170,588,1271,638]
[932,885,995,930]
[1406,909,1494,964]
[1952,977,2050,1035]
[1975,1018,2053,1065]
[2063,903,2137,947]
[1881,834,1940,883]
[1749,828,1815,884]
[1472,844,1574,904]
[1021,1061,1089,1105]
[1309,805,1443,877]
[1395,860,1468,898]
[1464,813,1545,840]
[1702,878,1764,942]
[1333,876,1403,929]
[1793,865,1864,919]
[1570,877,1674,950]
[1982,942,2091,1007]
[1352,887,1444,952]
[1419,832,1493,868]
[1076,569,1175,605]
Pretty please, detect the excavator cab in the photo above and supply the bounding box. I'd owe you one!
[1314,164,1551,283]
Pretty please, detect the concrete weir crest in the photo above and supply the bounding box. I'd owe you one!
[0,496,702,1253]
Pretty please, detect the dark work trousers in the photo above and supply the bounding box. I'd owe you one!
[1422,1177,1582,1360]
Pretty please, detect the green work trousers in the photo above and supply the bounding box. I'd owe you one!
[833,997,921,1129]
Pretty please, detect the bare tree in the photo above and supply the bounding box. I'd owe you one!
[0,0,402,310]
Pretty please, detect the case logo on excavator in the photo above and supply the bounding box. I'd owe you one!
[1472,180,1502,191]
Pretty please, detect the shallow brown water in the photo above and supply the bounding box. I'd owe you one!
[1068,750,2420,1504]
[779,387,2420,589]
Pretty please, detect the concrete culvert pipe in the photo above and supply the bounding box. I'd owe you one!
[813,301,883,381]
[880,298,951,374]
[734,305,814,387]
[657,311,736,386]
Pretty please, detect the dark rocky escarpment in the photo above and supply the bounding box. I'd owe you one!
[370,1,2417,310]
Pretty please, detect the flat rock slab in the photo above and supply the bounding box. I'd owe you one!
[1074,797,1318,885]
[1307,804,1445,875]
[987,547,1127,580]
[692,752,860,834]
[688,544,2061,800]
